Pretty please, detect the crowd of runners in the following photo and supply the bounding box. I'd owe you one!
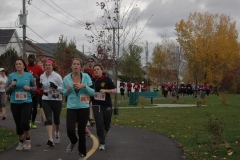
[0,55,116,160]
[161,81,212,98]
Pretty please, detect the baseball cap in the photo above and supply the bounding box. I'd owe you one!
[0,68,5,72]
[87,57,95,62]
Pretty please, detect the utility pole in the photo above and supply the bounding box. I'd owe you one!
[145,40,149,64]
[82,44,84,54]
[112,27,118,115]
[22,0,27,59]
[145,40,149,91]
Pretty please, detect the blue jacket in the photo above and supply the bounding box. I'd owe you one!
[62,72,94,109]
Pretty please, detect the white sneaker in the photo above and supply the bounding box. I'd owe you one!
[98,144,105,150]
[23,140,31,150]
[54,132,60,143]
[16,142,23,151]
[79,154,86,160]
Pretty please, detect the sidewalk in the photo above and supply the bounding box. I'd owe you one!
[0,107,184,160]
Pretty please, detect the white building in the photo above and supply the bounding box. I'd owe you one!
[0,29,22,56]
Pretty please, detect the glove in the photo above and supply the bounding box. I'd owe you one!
[43,92,48,96]
[38,83,43,88]
[50,82,58,89]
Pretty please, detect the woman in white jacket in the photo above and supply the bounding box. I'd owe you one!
[39,59,63,147]
[0,68,8,120]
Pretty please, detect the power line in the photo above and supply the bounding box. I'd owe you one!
[27,26,51,44]
[44,0,85,26]
[0,27,18,29]
[26,37,55,53]
[30,3,85,30]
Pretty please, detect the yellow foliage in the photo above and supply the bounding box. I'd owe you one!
[175,12,239,86]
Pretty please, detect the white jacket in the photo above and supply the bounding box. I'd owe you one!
[0,75,8,92]
[40,71,63,101]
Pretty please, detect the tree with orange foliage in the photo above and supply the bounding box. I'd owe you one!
[175,12,239,95]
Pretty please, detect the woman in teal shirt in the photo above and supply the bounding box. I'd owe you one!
[62,58,94,160]
[6,58,36,151]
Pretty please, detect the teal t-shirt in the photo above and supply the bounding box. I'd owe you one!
[8,72,34,104]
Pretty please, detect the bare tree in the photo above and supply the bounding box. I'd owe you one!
[85,0,153,110]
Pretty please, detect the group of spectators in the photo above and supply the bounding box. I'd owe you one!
[0,55,116,160]
[119,81,147,100]
[162,81,212,98]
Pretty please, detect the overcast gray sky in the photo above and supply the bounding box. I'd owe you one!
[1,0,240,64]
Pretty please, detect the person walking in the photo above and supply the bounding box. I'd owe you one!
[127,82,132,97]
[83,57,96,127]
[133,81,140,92]
[6,58,36,151]
[27,54,44,129]
[141,81,147,92]
[37,60,46,123]
[91,64,116,151]
[63,58,94,160]
[0,68,8,120]
[39,59,63,147]
[119,81,126,100]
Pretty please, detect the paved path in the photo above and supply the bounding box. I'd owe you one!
[0,107,184,160]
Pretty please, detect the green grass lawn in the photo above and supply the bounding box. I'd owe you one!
[0,127,18,152]
[1,93,240,159]
[111,94,240,160]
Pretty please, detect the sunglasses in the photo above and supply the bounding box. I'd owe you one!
[0,70,5,72]
[88,61,94,62]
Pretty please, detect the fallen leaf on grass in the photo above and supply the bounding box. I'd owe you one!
[227,151,233,156]
[177,144,183,148]
[190,152,196,155]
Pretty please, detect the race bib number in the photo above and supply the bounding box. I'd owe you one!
[51,89,57,94]
[51,90,59,98]
[94,92,106,101]
[15,92,27,100]
[80,94,90,102]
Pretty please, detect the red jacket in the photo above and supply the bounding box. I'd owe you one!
[133,83,140,92]
[27,64,44,94]
[127,83,132,90]
[141,83,147,92]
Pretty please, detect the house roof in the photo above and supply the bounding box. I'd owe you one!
[35,43,58,55]
[0,29,15,44]
[26,41,53,58]
[35,43,88,61]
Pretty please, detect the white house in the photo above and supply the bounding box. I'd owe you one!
[0,29,22,56]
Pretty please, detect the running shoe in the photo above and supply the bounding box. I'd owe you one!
[29,120,32,128]
[16,142,23,151]
[23,140,31,150]
[47,139,54,147]
[79,154,86,160]
[54,132,60,143]
[31,122,37,129]
[85,127,91,137]
[66,143,75,154]
[98,144,105,150]
[89,119,95,126]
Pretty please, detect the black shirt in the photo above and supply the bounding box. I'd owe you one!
[92,76,115,107]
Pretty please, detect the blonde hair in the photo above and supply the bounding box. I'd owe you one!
[72,58,83,67]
